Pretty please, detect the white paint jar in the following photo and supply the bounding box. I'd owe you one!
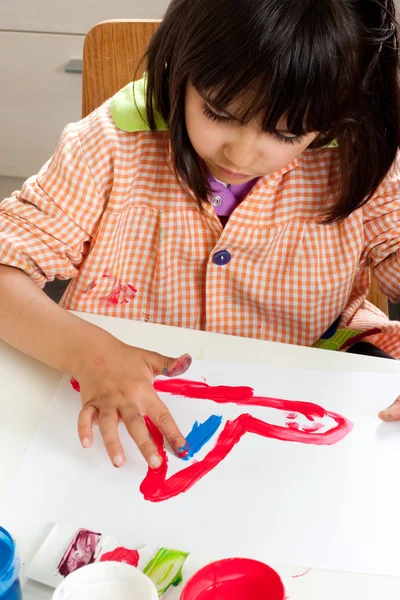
[52,562,158,600]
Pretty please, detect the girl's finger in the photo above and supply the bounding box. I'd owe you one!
[97,407,126,468]
[119,404,162,468]
[77,405,98,449]
[379,396,400,422]
[151,352,192,378]
[147,393,188,457]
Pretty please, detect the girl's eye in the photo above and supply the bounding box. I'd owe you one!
[272,132,305,146]
[202,104,234,124]
[202,103,305,145]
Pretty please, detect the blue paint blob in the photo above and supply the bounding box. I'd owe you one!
[183,415,223,461]
[0,528,21,600]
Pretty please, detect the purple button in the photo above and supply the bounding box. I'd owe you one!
[213,250,232,265]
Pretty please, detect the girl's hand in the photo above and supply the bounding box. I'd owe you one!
[72,338,192,469]
[379,396,400,423]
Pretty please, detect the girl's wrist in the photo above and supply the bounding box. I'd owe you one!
[62,318,121,377]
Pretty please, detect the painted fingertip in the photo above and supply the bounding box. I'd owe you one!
[149,453,162,469]
[177,442,189,458]
[113,454,124,468]
[164,354,192,377]
[81,437,92,448]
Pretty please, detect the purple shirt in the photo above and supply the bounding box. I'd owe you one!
[208,173,259,220]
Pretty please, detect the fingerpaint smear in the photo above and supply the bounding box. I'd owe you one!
[100,283,137,306]
[69,376,353,504]
[302,422,324,432]
[58,529,101,577]
[140,379,353,502]
[143,548,189,596]
[292,567,312,579]
[183,415,223,461]
[70,377,80,392]
[99,547,139,567]
[102,269,118,280]
[180,558,285,600]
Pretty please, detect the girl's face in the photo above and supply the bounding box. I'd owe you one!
[185,83,318,184]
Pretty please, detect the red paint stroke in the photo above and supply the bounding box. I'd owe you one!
[302,422,324,432]
[180,558,285,600]
[99,547,139,567]
[58,528,101,577]
[70,377,80,392]
[286,412,298,420]
[140,379,353,502]
[286,421,300,430]
[102,269,121,283]
[100,283,137,306]
[292,567,312,579]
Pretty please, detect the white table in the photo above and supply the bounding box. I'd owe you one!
[2,311,400,599]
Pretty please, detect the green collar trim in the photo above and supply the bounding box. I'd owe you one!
[325,139,339,148]
[110,76,167,132]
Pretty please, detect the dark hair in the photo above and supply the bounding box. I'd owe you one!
[140,0,400,222]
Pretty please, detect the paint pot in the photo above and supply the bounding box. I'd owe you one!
[180,558,286,600]
[52,562,158,600]
[0,527,22,600]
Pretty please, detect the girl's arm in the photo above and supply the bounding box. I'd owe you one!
[0,264,109,373]
[0,264,190,468]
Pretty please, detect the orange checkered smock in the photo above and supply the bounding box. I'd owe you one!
[1,81,400,356]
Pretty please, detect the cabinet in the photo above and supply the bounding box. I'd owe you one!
[0,0,169,178]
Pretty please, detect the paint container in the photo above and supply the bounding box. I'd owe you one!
[52,562,158,600]
[0,527,22,600]
[180,557,286,600]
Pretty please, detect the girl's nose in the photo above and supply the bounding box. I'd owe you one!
[223,131,259,172]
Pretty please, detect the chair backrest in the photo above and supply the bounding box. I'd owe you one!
[82,20,160,118]
[82,19,389,317]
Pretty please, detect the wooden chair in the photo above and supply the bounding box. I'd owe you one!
[82,20,159,119]
[82,20,390,317]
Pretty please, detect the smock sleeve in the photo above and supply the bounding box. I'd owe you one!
[0,116,110,288]
[362,152,400,303]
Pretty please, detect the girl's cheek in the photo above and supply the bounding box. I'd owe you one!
[195,126,222,155]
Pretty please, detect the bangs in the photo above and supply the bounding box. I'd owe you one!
[186,0,361,137]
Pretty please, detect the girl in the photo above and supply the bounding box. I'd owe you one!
[0,0,399,469]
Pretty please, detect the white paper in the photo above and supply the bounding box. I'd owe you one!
[2,360,400,577]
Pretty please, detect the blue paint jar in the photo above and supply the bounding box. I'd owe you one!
[0,528,22,600]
